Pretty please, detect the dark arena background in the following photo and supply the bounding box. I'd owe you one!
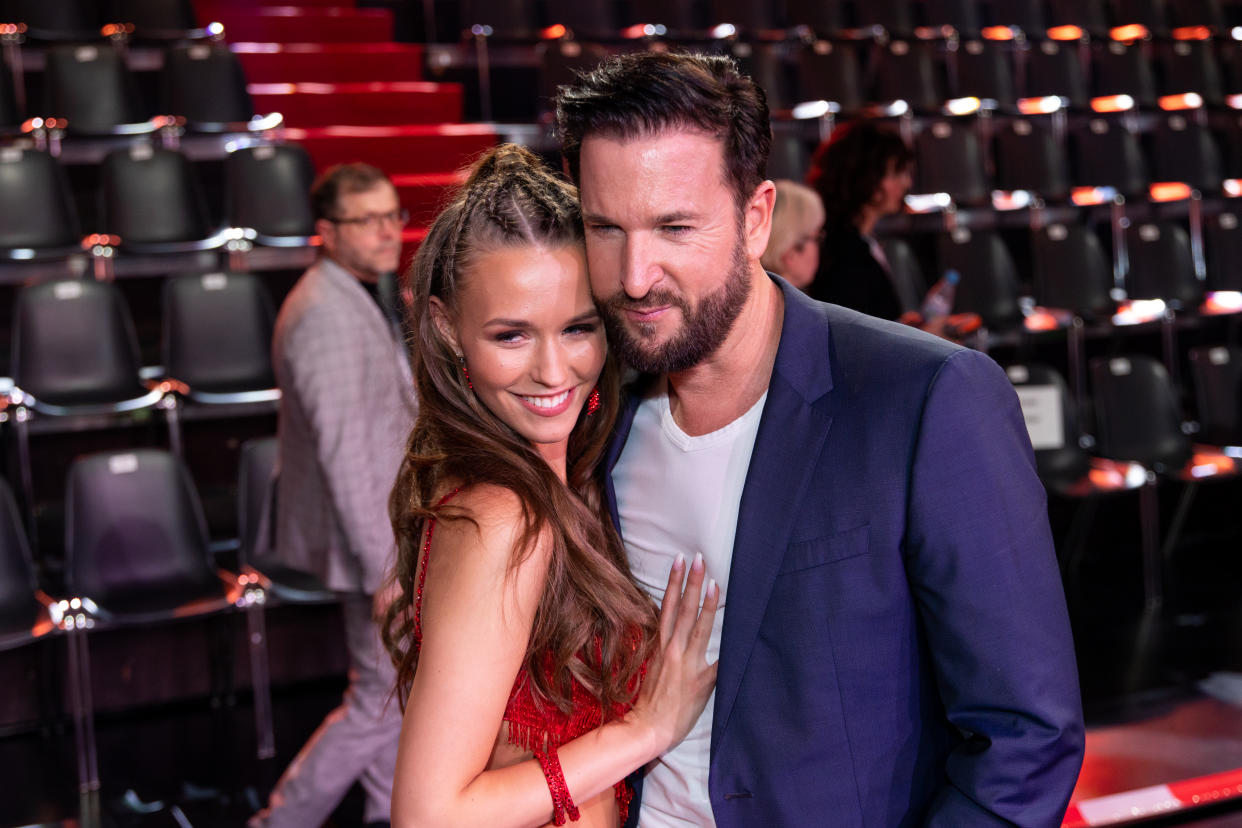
[2,0,1242,825]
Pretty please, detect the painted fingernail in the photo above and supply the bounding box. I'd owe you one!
[692,552,704,570]
[673,553,685,569]
[707,579,718,597]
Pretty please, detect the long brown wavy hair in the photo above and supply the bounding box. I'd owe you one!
[382,143,658,716]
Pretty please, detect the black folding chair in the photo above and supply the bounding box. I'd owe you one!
[43,43,152,135]
[1090,354,1241,609]
[0,148,83,261]
[993,118,1071,201]
[98,144,228,254]
[1187,345,1242,447]
[914,120,990,206]
[938,228,1025,333]
[64,449,273,762]
[9,279,171,545]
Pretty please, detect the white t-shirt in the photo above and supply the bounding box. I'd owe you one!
[613,381,767,827]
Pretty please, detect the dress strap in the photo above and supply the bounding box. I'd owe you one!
[413,489,460,647]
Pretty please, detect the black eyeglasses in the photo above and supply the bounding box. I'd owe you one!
[328,208,410,230]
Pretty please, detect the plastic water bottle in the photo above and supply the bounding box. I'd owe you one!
[920,269,960,320]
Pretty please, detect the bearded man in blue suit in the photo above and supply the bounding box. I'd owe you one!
[556,52,1084,828]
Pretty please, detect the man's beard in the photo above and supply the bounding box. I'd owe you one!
[598,236,751,374]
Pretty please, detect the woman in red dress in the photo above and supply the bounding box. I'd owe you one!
[382,143,718,827]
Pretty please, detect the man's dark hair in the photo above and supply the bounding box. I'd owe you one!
[310,162,392,221]
[556,51,771,210]
[804,120,913,227]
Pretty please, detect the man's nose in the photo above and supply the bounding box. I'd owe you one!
[621,235,661,299]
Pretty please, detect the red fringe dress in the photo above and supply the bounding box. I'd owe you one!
[412,497,638,824]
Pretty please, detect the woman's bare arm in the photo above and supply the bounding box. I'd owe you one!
[391,484,717,828]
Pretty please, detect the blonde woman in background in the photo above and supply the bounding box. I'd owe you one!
[759,179,825,291]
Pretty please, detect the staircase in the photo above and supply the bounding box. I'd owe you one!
[199,0,495,266]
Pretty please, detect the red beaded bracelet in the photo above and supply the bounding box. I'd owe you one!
[537,745,580,825]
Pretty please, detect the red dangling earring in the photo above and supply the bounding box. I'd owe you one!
[458,354,472,390]
[586,386,601,416]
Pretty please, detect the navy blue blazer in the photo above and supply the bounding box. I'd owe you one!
[609,276,1084,827]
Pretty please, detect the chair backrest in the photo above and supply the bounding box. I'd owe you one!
[994,118,1070,201]
[1006,363,1091,486]
[926,0,980,33]
[0,148,82,250]
[873,40,943,112]
[855,0,917,34]
[1206,211,1242,292]
[1113,0,1168,30]
[1150,115,1222,193]
[915,120,989,205]
[460,0,536,33]
[99,144,213,244]
[162,272,276,394]
[1168,0,1223,29]
[1090,354,1191,470]
[1024,40,1089,108]
[955,39,1015,108]
[545,0,615,33]
[794,41,863,109]
[1032,222,1115,317]
[708,0,774,30]
[625,0,697,30]
[1070,117,1149,197]
[163,43,254,125]
[783,0,844,31]
[1161,39,1223,105]
[1047,0,1108,30]
[877,236,926,313]
[45,43,146,132]
[4,0,101,39]
[1124,221,1202,308]
[237,436,277,566]
[12,279,147,406]
[106,0,198,33]
[536,41,611,114]
[938,228,1024,328]
[1188,345,1242,446]
[988,0,1045,32]
[225,144,316,238]
[64,449,213,603]
[0,476,38,620]
[1092,40,1157,107]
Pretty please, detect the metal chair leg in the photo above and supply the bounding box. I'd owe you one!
[66,625,100,798]
[244,597,276,760]
[14,407,38,553]
[1138,474,1163,611]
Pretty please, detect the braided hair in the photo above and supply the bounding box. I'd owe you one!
[383,143,657,714]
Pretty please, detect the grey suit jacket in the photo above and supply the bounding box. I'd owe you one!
[271,257,418,594]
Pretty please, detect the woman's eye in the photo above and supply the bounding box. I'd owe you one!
[494,330,524,343]
[566,323,598,336]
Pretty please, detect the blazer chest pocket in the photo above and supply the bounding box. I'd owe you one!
[778,524,870,574]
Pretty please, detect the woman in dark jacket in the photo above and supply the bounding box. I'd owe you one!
[804,121,915,320]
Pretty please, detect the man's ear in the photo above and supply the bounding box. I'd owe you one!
[315,217,336,252]
[744,180,777,263]
[428,296,460,355]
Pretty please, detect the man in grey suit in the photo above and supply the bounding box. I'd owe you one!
[250,163,418,828]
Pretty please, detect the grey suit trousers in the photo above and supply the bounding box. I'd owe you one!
[249,594,401,827]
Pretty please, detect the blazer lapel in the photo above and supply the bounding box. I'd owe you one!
[711,278,837,757]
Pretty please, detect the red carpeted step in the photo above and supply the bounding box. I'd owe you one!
[210,7,392,43]
[251,81,462,127]
[392,171,468,225]
[232,42,424,84]
[287,124,497,175]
